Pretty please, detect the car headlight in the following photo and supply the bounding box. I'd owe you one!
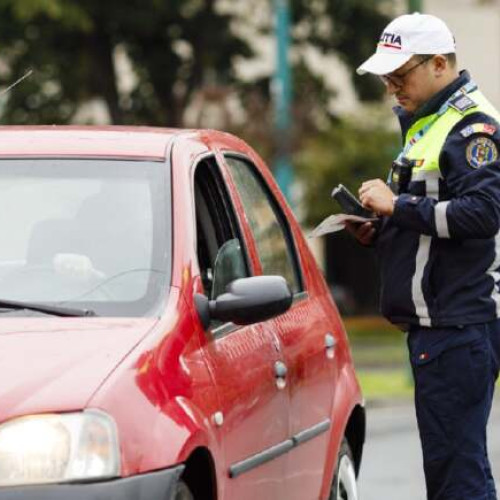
[0,410,120,487]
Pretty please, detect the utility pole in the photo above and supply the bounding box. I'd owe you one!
[273,0,293,204]
[409,0,423,12]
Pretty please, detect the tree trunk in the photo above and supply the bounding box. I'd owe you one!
[87,30,123,125]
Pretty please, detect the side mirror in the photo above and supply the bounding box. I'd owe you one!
[195,275,293,329]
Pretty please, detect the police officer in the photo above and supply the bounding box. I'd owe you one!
[351,13,500,500]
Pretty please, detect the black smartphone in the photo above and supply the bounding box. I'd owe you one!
[331,184,374,218]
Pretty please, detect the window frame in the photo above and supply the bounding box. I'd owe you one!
[192,154,253,300]
[223,152,305,295]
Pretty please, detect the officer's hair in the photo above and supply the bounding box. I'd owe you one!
[417,53,457,67]
[443,53,457,67]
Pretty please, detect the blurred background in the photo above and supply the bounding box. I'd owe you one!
[0,0,498,494]
[0,0,499,318]
[0,0,498,386]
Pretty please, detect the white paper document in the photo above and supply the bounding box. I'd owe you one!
[308,214,378,238]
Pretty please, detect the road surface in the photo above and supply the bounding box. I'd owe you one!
[358,396,500,499]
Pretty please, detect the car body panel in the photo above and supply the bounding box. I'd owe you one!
[211,138,358,498]
[170,138,290,499]
[88,287,222,477]
[0,126,180,160]
[0,317,157,423]
[0,126,364,500]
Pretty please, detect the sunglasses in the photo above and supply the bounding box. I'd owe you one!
[379,56,434,88]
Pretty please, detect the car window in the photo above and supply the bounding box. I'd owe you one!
[0,159,170,317]
[194,157,250,300]
[225,156,302,294]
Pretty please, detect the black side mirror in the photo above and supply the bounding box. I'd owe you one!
[195,275,293,329]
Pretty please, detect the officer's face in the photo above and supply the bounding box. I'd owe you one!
[382,55,448,113]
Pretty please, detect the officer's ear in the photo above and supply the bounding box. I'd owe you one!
[432,55,449,77]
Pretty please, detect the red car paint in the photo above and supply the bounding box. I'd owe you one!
[0,127,364,499]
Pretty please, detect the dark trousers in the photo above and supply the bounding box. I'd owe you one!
[409,322,500,500]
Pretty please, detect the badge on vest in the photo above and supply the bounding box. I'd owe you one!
[449,94,478,114]
[460,123,497,138]
[466,136,499,169]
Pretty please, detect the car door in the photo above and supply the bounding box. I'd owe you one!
[222,153,338,500]
[190,155,290,500]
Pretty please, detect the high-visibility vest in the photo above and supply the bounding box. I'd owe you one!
[390,89,500,327]
[404,90,500,197]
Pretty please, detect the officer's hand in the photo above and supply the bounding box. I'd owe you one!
[345,221,376,246]
[359,179,395,216]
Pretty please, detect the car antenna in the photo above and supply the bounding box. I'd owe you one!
[0,69,33,98]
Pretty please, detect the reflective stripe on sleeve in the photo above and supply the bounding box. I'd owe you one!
[435,201,451,238]
[412,169,441,182]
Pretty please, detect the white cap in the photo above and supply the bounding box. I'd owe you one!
[357,13,456,75]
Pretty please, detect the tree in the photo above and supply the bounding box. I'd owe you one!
[296,119,399,225]
[290,0,394,101]
[0,0,253,125]
[0,0,393,126]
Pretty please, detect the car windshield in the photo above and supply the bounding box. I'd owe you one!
[0,158,170,317]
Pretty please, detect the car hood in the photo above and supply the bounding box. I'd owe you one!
[0,317,158,423]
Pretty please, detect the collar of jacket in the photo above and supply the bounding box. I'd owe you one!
[393,70,472,138]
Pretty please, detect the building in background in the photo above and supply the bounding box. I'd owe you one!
[427,0,500,109]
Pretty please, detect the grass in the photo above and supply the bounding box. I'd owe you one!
[341,316,413,401]
[344,316,408,370]
[356,369,414,401]
[350,342,407,368]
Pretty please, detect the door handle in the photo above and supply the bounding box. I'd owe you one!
[325,333,337,359]
[274,360,287,389]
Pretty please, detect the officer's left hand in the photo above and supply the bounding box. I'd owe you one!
[359,179,395,216]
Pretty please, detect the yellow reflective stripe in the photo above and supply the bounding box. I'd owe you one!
[404,90,500,177]
[405,114,436,145]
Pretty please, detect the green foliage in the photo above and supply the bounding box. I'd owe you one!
[0,0,393,126]
[296,119,400,225]
[291,0,395,101]
[0,0,253,125]
[2,0,92,30]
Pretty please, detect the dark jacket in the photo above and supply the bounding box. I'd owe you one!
[377,71,500,328]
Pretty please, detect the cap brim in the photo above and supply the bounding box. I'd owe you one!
[356,52,413,75]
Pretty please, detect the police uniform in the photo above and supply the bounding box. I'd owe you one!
[378,70,500,499]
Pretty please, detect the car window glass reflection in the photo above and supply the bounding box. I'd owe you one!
[0,159,169,317]
[194,158,249,302]
[225,156,301,294]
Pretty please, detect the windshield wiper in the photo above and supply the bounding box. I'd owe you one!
[0,298,96,317]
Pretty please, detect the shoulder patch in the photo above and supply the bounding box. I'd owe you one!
[449,94,478,114]
[466,136,499,169]
[460,123,497,138]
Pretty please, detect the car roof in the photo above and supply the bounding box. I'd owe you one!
[0,126,202,161]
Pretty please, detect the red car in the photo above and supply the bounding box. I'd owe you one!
[0,127,364,500]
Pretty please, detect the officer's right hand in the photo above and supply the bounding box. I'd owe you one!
[345,221,376,246]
